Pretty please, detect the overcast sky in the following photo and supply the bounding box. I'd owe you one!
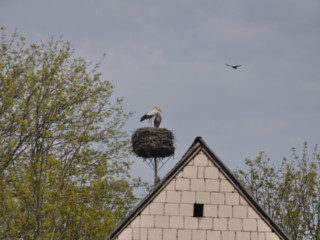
[1,0,320,186]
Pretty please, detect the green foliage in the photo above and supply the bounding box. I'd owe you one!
[0,28,138,239]
[235,143,320,240]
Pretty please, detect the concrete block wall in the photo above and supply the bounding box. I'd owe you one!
[115,151,281,240]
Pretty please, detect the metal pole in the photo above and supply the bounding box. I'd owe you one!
[154,157,160,185]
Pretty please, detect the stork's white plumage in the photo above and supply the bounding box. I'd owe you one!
[140,106,162,128]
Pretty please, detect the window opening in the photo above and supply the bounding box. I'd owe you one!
[193,203,204,217]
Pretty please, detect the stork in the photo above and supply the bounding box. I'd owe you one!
[140,106,162,128]
[154,113,162,128]
[226,63,242,69]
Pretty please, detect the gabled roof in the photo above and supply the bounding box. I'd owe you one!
[106,136,290,240]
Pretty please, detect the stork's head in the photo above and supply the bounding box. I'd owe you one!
[155,106,162,113]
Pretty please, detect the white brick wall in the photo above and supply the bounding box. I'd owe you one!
[180,204,193,216]
[150,202,164,215]
[155,216,169,228]
[203,204,217,217]
[183,166,197,178]
[204,166,219,179]
[118,228,132,240]
[191,179,205,191]
[220,179,234,192]
[163,229,177,240]
[196,192,210,203]
[166,191,181,203]
[114,152,284,240]
[170,216,184,228]
[218,205,232,218]
[140,215,154,228]
[205,179,219,191]
[132,228,140,240]
[193,153,208,166]
[184,217,198,229]
[243,219,257,231]
[154,191,166,202]
[176,178,190,191]
[193,230,206,240]
[236,232,250,240]
[229,218,242,231]
[222,231,235,240]
[148,228,162,240]
[225,193,240,205]
[214,218,228,230]
[181,191,195,203]
[199,217,212,229]
[165,203,179,215]
[211,192,224,204]
[198,166,205,178]
[233,206,248,218]
[207,230,221,239]
[178,230,192,240]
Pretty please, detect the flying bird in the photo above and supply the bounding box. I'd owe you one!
[226,64,242,69]
[140,106,162,128]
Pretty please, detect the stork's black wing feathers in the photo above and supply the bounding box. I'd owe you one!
[140,114,152,122]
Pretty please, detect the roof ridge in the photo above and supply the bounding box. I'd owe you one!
[106,137,290,240]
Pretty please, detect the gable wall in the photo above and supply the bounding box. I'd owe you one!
[115,151,282,240]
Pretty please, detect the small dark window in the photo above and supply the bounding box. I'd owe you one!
[193,203,204,217]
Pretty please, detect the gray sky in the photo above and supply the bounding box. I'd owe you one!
[1,0,320,186]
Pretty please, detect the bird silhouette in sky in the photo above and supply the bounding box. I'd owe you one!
[226,64,242,69]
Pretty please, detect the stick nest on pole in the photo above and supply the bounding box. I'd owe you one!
[131,127,175,159]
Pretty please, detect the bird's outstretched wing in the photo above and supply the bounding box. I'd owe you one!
[226,63,242,69]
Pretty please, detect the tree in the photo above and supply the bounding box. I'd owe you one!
[235,143,320,240]
[0,28,138,239]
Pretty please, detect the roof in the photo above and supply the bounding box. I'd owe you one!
[106,136,290,240]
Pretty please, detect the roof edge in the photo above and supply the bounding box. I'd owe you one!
[106,136,290,240]
[106,137,203,240]
[194,137,290,240]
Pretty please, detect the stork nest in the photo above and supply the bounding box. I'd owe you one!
[131,127,175,159]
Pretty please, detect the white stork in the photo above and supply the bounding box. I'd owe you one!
[140,106,162,128]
